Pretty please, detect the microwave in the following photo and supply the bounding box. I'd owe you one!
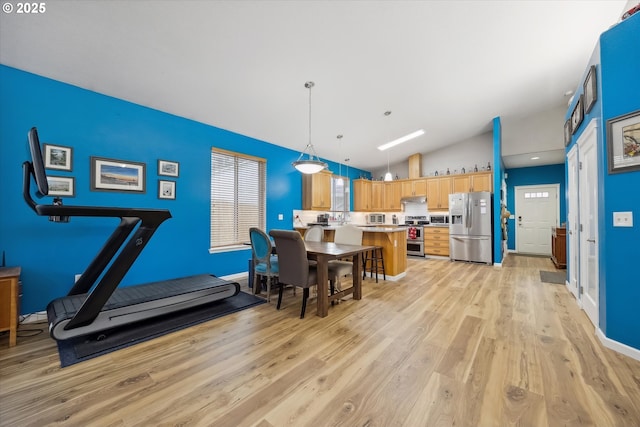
[368,213,386,224]
[429,214,449,225]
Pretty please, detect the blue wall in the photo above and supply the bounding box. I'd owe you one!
[0,65,369,314]
[564,13,640,350]
[599,14,640,349]
[504,164,567,250]
[492,117,504,264]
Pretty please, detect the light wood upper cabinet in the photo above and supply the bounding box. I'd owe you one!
[353,179,372,211]
[302,170,332,210]
[427,176,451,210]
[400,179,427,198]
[384,181,402,211]
[371,181,385,211]
[452,171,492,193]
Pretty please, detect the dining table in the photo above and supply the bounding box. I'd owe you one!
[303,241,377,317]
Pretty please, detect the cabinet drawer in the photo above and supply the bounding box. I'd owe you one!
[425,234,448,242]
[425,247,450,256]
[424,227,449,236]
[425,240,449,248]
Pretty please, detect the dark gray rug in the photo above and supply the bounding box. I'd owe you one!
[540,270,566,284]
[56,290,264,367]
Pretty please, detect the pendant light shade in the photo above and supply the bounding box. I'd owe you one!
[293,81,327,174]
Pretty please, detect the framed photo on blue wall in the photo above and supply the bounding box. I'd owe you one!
[571,95,584,134]
[90,157,146,193]
[607,110,640,174]
[158,159,179,177]
[564,119,572,146]
[583,65,597,114]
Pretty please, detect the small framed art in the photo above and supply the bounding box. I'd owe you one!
[571,95,584,135]
[607,109,640,174]
[583,65,597,114]
[46,176,75,197]
[91,157,146,193]
[44,144,73,171]
[158,160,179,177]
[158,180,176,200]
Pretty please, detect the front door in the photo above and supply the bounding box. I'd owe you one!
[578,120,599,327]
[515,184,559,255]
[566,145,580,300]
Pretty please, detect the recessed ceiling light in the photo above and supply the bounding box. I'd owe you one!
[531,156,540,160]
[377,129,425,151]
[564,90,574,97]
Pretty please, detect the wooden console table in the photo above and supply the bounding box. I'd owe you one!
[551,227,566,269]
[0,266,21,347]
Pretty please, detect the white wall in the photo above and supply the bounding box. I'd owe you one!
[501,105,566,156]
[371,131,493,179]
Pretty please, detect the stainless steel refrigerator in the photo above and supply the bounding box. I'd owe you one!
[449,192,493,264]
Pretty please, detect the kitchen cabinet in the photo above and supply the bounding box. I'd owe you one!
[551,226,566,269]
[400,179,427,198]
[424,227,449,257]
[302,170,332,210]
[452,172,493,193]
[384,181,402,211]
[353,179,372,211]
[371,181,385,211]
[408,153,422,179]
[427,176,451,210]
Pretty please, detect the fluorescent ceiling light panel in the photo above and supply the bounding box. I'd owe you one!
[377,129,425,151]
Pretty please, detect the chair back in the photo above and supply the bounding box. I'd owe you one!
[333,225,363,245]
[250,227,273,265]
[304,225,324,242]
[269,229,313,288]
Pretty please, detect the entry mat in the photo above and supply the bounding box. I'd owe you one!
[540,270,567,285]
[56,291,265,367]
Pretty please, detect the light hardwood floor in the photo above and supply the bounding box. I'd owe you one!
[1,255,639,426]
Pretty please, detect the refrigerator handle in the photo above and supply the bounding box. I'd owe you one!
[466,198,471,229]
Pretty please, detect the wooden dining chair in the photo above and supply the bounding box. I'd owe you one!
[268,229,318,318]
[249,227,279,302]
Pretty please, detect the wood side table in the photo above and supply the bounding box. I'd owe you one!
[0,267,21,347]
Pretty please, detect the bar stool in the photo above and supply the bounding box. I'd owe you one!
[362,246,386,283]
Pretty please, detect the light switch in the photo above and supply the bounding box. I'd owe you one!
[278,213,284,220]
[613,211,633,227]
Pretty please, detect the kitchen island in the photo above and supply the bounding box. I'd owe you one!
[295,225,407,280]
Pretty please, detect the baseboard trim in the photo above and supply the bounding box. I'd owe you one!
[596,328,640,362]
[364,271,406,282]
[221,272,249,282]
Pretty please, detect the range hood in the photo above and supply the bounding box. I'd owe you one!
[401,196,426,204]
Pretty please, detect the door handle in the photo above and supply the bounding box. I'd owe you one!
[587,238,596,243]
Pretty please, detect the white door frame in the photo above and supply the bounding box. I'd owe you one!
[566,145,580,300]
[514,184,560,254]
[577,119,599,327]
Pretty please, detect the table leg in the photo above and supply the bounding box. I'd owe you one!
[352,253,362,300]
[316,254,329,317]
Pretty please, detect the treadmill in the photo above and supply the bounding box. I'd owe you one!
[23,127,240,341]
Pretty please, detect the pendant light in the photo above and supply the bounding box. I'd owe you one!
[292,81,328,174]
[383,111,393,181]
[336,134,344,183]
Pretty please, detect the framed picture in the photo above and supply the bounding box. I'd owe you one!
[607,109,640,174]
[564,119,572,146]
[46,176,75,197]
[90,157,146,193]
[571,95,584,135]
[44,144,73,171]
[158,180,176,200]
[583,65,597,114]
[158,159,179,177]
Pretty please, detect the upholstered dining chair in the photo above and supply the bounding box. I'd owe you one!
[304,225,324,242]
[268,229,318,318]
[249,227,279,302]
[328,225,364,295]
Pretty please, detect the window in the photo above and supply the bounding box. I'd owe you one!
[331,175,350,213]
[210,148,266,250]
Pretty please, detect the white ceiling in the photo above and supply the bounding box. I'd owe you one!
[0,1,629,171]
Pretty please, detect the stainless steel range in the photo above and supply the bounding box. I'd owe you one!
[404,215,429,257]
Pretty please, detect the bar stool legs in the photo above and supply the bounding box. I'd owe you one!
[362,247,386,283]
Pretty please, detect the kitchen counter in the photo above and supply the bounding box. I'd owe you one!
[294,226,407,280]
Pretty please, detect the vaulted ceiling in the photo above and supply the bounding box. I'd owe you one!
[0,1,629,170]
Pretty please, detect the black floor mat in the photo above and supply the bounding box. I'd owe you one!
[540,270,566,284]
[56,291,264,367]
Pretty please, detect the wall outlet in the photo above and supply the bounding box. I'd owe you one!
[75,273,82,282]
[613,211,633,227]
[278,213,284,220]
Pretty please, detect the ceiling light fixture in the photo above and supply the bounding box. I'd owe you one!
[531,156,540,160]
[292,81,327,174]
[384,111,393,181]
[337,134,344,183]
[377,129,425,151]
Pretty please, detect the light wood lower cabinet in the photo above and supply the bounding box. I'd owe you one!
[0,267,21,347]
[424,227,450,257]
